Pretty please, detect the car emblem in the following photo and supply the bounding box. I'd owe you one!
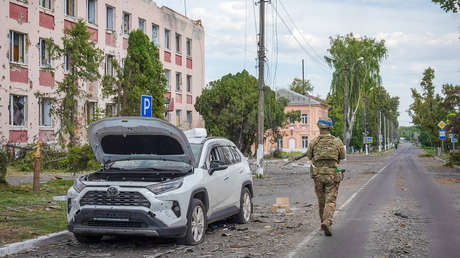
[106,186,119,198]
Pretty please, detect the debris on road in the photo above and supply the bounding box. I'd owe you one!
[394,212,409,219]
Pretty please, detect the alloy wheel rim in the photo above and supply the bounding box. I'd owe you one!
[243,192,251,222]
[191,205,204,242]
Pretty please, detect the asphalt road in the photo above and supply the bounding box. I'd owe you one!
[291,143,460,258]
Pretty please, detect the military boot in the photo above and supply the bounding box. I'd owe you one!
[321,223,332,236]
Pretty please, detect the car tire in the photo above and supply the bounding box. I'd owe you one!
[235,187,252,224]
[183,198,207,245]
[74,233,102,243]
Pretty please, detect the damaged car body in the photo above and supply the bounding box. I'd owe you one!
[67,117,253,245]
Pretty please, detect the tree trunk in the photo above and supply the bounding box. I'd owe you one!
[343,73,350,152]
[0,151,7,184]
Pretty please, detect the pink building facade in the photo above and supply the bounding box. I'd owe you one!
[1,0,205,145]
[264,88,329,153]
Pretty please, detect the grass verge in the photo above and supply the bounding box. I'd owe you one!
[0,180,73,247]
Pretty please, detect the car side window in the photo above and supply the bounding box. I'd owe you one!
[219,146,234,165]
[231,147,242,163]
[208,147,221,164]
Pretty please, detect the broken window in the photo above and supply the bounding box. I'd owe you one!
[186,75,192,93]
[86,101,97,123]
[40,0,52,9]
[176,109,181,126]
[175,33,181,53]
[186,111,192,127]
[105,54,114,76]
[64,54,70,71]
[165,70,170,90]
[186,38,192,57]
[165,29,170,49]
[123,12,130,34]
[39,98,52,126]
[9,31,26,64]
[138,18,145,33]
[40,38,51,67]
[152,24,159,45]
[175,72,181,92]
[105,103,117,117]
[65,0,75,17]
[9,95,27,126]
[87,0,96,24]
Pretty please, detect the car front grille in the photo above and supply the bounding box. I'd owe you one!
[79,191,150,208]
[86,220,144,228]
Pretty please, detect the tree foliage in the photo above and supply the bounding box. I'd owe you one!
[289,78,313,96]
[46,20,103,148]
[409,67,459,148]
[432,0,460,13]
[195,70,295,154]
[102,30,167,117]
[325,33,388,151]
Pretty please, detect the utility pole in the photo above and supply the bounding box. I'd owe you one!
[256,0,266,177]
[383,116,387,150]
[184,0,187,16]
[364,99,368,155]
[302,59,312,139]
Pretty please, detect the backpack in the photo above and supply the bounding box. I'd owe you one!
[312,135,339,162]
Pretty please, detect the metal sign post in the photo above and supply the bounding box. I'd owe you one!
[439,130,446,153]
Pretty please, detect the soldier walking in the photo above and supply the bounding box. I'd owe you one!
[306,117,345,236]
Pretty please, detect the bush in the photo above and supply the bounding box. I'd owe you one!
[60,144,101,172]
[446,150,460,167]
[10,143,67,172]
[0,151,7,184]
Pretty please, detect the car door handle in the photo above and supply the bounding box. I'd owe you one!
[224,176,230,181]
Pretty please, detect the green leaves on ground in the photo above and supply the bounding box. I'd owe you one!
[102,30,167,117]
[195,70,294,154]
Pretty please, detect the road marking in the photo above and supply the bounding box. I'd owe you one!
[286,159,394,258]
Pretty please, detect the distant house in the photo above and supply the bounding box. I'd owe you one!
[264,88,329,153]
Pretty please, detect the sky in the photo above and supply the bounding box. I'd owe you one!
[155,0,460,126]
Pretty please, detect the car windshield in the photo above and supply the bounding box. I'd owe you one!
[190,143,203,164]
[107,159,192,172]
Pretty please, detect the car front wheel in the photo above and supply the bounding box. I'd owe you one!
[235,187,252,224]
[183,198,207,245]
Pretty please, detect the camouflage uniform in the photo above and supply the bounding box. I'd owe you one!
[306,117,345,236]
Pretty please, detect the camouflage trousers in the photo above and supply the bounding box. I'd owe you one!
[313,172,342,227]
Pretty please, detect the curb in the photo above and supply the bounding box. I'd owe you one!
[0,230,69,257]
[433,156,460,171]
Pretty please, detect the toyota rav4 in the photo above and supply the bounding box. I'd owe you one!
[66,117,253,245]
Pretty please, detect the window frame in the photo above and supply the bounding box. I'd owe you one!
[186,38,192,57]
[175,72,182,92]
[105,54,115,76]
[165,69,170,90]
[138,18,145,33]
[302,136,308,149]
[186,75,192,93]
[301,113,308,124]
[9,31,27,65]
[39,38,52,68]
[86,101,97,123]
[86,0,97,25]
[39,98,53,127]
[152,24,159,45]
[164,29,171,49]
[106,5,114,31]
[9,95,27,127]
[186,111,192,127]
[175,33,182,54]
[65,0,76,17]
[176,109,182,126]
[122,12,131,34]
[40,0,52,10]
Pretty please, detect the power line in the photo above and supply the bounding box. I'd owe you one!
[273,1,330,72]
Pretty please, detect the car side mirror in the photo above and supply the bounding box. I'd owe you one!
[209,160,227,175]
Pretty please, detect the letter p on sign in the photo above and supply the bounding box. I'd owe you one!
[141,95,152,117]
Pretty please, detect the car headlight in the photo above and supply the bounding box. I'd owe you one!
[72,177,86,193]
[146,178,183,195]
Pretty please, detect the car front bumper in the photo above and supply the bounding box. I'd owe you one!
[68,208,187,238]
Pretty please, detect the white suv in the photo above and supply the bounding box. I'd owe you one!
[66,117,253,245]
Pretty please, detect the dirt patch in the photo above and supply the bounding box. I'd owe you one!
[435,177,460,184]
[418,154,433,158]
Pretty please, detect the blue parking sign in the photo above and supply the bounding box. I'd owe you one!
[141,95,152,117]
[439,130,446,140]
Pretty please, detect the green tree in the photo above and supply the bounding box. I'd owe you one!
[46,20,103,147]
[103,30,167,117]
[325,33,387,152]
[432,0,460,13]
[195,70,294,154]
[289,78,313,95]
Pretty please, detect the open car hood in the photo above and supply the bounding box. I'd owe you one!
[88,117,194,167]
